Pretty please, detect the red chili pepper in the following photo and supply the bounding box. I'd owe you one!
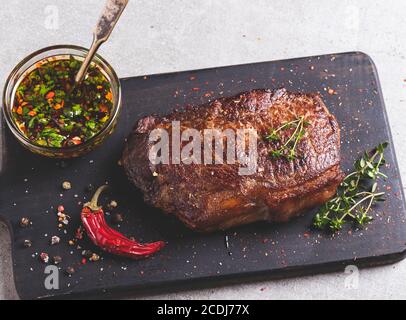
[45,91,55,99]
[81,185,165,259]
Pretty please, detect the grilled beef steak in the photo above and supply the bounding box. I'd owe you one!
[122,89,343,232]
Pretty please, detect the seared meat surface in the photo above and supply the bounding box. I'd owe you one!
[122,89,343,232]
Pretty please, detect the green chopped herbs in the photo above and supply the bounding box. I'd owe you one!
[313,142,388,232]
[12,56,113,148]
[265,116,309,160]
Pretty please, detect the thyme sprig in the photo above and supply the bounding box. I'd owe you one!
[313,142,388,232]
[265,116,309,161]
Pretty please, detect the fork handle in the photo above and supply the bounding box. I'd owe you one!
[75,0,129,84]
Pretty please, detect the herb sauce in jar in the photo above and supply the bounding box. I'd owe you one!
[12,55,113,148]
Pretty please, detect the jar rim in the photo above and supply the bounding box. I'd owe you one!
[2,44,122,153]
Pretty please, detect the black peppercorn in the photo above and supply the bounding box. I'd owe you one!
[23,239,32,248]
[112,213,124,224]
[65,266,75,275]
[53,256,62,265]
[86,184,95,193]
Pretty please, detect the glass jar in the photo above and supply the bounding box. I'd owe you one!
[2,45,121,158]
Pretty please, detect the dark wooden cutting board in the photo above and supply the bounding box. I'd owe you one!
[0,52,405,299]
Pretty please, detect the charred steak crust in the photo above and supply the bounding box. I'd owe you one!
[122,89,343,232]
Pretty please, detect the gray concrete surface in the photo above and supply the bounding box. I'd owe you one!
[0,0,405,300]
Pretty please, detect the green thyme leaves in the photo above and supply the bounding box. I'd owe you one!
[313,142,388,232]
[265,116,310,161]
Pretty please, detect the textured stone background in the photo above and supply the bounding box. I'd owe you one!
[0,0,405,299]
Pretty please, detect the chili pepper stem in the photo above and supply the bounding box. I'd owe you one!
[84,185,108,211]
